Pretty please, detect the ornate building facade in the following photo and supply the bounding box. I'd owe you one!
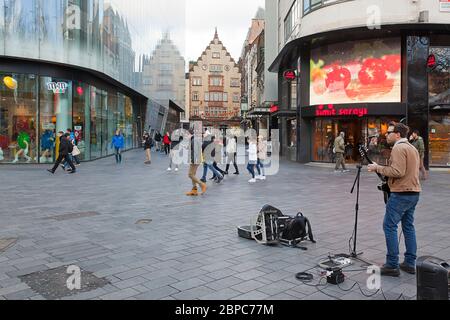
[189,30,242,129]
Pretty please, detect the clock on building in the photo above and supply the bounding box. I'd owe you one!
[224,65,230,71]
[202,64,207,70]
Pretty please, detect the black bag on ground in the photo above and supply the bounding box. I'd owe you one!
[281,212,316,244]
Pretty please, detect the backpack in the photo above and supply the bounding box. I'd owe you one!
[281,212,316,244]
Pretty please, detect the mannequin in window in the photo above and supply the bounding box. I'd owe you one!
[40,130,55,163]
[12,132,31,163]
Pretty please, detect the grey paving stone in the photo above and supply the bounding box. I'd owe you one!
[0,151,448,300]
[171,278,206,291]
[100,288,139,300]
[171,286,216,300]
[134,286,180,300]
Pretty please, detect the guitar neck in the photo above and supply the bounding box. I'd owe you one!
[363,152,387,182]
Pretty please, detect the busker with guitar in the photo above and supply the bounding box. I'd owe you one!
[367,122,421,277]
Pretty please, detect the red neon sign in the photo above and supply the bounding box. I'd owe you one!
[427,54,437,70]
[283,70,297,81]
[315,104,368,118]
[270,105,279,113]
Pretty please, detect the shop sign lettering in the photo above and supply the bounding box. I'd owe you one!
[315,104,368,118]
[47,82,68,94]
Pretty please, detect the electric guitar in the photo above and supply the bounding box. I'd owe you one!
[359,145,391,204]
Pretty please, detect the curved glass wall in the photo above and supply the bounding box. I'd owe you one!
[0,71,138,164]
[0,0,186,94]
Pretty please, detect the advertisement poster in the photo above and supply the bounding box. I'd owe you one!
[74,126,83,142]
[440,0,450,12]
[310,38,401,105]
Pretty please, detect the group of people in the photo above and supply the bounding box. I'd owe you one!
[47,128,80,174]
[184,129,269,197]
[42,120,427,278]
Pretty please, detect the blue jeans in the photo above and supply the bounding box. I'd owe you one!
[202,162,222,180]
[115,147,122,163]
[247,162,256,178]
[256,159,265,176]
[383,193,420,268]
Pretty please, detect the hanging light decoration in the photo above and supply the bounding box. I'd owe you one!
[3,76,18,90]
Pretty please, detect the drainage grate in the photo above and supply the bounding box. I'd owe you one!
[136,219,152,225]
[19,265,110,300]
[45,212,100,221]
[0,238,18,252]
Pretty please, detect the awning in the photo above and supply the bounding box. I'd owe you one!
[271,110,297,118]
[268,38,302,73]
[247,107,271,116]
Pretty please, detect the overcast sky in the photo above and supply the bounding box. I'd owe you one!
[185,0,265,65]
[109,0,265,70]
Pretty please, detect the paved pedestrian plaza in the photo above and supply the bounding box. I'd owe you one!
[0,150,449,300]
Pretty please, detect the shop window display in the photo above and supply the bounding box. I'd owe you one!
[39,77,72,163]
[312,118,400,164]
[73,82,90,160]
[0,73,38,163]
[429,113,450,167]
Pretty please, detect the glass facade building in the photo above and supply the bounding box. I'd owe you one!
[0,0,185,164]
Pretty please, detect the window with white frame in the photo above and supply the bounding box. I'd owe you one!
[223,93,228,102]
[233,93,240,103]
[204,92,209,101]
[210,64,223,72]
[192,77,202,86]
[192,92,199,101]
[209,77,223,86]
[212,52,220,59]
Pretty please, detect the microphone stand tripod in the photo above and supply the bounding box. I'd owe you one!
[350,163,363,258]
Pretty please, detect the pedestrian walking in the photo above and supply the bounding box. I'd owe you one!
[47,132,76,174]
[163,132,171,155]
[225,136,239,175]
[112,130,125,164]
[200,135,223,184]
[62,128,80,170]
[247,136,258,183]
[256,135,267,180]
[155,132,162,152]
[186,128,207,196]
[143,132,153,164]
[168,136,182,172]
[334,132,350,173]
[410,130,428,180]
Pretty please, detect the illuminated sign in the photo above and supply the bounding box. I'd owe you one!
[310,38,401,105]
[315,104,368,118]
[270,105,279,113]
[427,54,437,71]
[47,82,68,94]
[283,70,297,81]
[440,0,450,12]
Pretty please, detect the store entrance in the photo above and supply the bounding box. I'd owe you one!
[313,118,363,163]
[312,117,402,164]
[336,119,362,163]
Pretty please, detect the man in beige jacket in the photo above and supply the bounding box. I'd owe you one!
[368,122,421,277]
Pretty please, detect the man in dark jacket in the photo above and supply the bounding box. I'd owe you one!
[410,130,427,180]
[48,133,76,174]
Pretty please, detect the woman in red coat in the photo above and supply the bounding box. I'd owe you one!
[163,132,171,155]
